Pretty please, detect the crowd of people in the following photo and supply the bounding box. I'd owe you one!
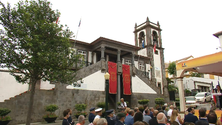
[62,98,222,125]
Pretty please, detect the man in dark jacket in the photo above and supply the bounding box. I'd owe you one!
[184,107,198,123]
[149,110,159,125]
[195,108,208,125]
[88,107,96,123]
[115,113,126,125]
[106,109,115,125]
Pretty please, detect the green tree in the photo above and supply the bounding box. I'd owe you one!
[0,1,83,124]
[167,62,176,76]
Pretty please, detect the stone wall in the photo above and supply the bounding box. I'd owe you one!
[131,93,164,108]
[0,83,105,125]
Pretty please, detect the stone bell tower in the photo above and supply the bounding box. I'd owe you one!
[133,17,168,97]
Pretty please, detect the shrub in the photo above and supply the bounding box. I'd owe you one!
[45,104,58,113]
[0,108,12,121]
[155,98,165,106]
[138,99,149,105]
[75,104,87,112]
[0,108,11,117]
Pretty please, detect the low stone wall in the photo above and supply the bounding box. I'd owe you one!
[0,83,105,125]
[131,93,164,108]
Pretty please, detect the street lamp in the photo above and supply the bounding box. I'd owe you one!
[104,72,110,117]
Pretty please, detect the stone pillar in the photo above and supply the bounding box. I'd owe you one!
[177,78,186,112]
[131,52,136,76]
[101,46,106,72]
[101,46,105,60]
[117,49,122,104]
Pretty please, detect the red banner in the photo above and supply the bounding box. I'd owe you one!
[108,62,117,94]
[122,64,131,95]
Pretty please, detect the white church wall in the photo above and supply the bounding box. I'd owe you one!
[138,48,147,57]
[132,75,156,94]
[40,80,55,90]
[153,49,163,93]
[0,71,29,102]
[66,70,105,91]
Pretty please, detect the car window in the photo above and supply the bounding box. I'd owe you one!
[195,93,205,97]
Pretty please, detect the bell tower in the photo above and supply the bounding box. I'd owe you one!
[134,17,168,96]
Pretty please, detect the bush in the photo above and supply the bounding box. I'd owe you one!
[138,99,149,105]
[75,104,87,112]
[97,102,106,108]
[0,108,11,117]
[155,98,165,105]
[45,104,58,113]
[117,101,129,106]
[185,89,191,94]
[0,108,11,121]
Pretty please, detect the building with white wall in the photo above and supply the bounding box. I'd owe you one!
[0,17,169,107]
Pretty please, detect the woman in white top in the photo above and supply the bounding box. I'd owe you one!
[170,109,183,125]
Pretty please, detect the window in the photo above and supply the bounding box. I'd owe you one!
[139,63,145,71]
[155,50,158,55]
[125,59,131,66]
[78,50,87,61]
[152,31,159,47]
[138,31,145,48]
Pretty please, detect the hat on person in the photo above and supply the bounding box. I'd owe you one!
[106,109,114,115]
[90,107,95,111]
[117,113,126,119]
[95,108,102,112]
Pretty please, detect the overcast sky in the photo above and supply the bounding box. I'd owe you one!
[3,0,222,62]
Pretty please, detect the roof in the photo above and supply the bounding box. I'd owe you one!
[213,31,222,38]
[70,37,141,51]
[91,37,141,50]
[165,55,193,68]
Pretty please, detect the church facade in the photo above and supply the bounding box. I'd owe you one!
[67,17,169,107]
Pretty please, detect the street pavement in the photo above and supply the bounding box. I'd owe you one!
[18,119,90,125]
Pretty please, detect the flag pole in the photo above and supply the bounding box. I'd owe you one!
[74,18,81,48]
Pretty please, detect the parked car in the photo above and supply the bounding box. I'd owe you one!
[185,96,197,108]
[195,92,212,102]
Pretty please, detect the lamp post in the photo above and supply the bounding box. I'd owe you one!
[104,72,110,117]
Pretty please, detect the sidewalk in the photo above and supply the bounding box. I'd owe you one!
[18,119,90,125]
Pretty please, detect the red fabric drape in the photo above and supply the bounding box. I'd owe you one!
[122,64,131,95]
[108,62,117,94]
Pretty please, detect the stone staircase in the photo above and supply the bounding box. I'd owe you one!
[135,67,161,94]
[74,60,103,80]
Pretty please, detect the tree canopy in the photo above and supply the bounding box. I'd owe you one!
[0,0,83,124]
[167,62,176,76]
[0,0,82,84]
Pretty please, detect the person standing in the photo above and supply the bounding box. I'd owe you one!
[115,113,126,125]
[149,110,159,125]
[167,105,174,118]
[125,110,134,125]
[195,108,208,125]
[216,85,222,110]
[67,109,74,125]
[106,109,115,125]
[120,98,127,110]
[184,107,198,123]
[76,115,86,125]
[89,107,96,123]
[95,108,103,119]
[157,113,167,125]
[62,109,71,125]
[143,109,152,124]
